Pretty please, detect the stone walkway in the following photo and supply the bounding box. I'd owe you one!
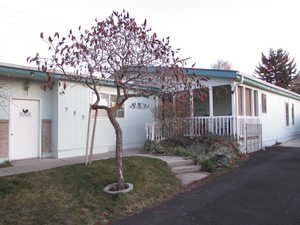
[0,150,209,185]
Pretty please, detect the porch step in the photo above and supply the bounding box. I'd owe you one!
[167,159,195,167]
[171,165,201,174]
[176,172,209,185]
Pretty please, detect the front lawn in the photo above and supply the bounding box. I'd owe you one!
[0,156,182,225]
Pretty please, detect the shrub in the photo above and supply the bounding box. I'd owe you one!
[201,159,218,172]
[173,146,197,159]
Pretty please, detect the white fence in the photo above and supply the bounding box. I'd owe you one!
[145,116,260,142]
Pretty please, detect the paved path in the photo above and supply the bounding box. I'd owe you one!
[280,137,300,147]
[0,149,140,177]
[113,147,300,225]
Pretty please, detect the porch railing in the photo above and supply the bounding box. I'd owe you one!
[145,116,260,142]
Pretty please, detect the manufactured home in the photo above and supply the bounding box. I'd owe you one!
[146,68,300,153]
[0,63,300,163]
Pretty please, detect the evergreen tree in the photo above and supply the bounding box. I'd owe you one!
[255,49,297,89]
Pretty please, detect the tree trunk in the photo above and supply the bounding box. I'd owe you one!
[107,109,126,190]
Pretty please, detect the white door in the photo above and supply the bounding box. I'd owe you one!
[10,99,40,160]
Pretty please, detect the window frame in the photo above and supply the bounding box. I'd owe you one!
[285,102,289,126]
[292,103,295,126]
[90,92,126,119]
[245,88,252,116]
[254,90,259,116]
[261,93,267,114]
[238,86,244,116]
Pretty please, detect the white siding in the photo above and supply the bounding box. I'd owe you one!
[259,90,300,146]
[56,82,155,158]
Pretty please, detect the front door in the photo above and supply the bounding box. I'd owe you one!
[10,99,40,160]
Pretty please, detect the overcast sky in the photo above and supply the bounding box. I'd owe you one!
[1,0,300,75]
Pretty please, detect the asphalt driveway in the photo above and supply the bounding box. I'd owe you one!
[113,147,300,225]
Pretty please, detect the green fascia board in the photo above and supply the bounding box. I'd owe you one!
[0,64,159,92]
[129,66,238,79]
[236,74,300,101]
[183,68,238,79]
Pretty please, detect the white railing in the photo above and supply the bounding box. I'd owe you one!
[145,116,260,142]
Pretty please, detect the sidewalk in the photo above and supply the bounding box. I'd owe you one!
[280,138,300,148]
[0,149,140,177]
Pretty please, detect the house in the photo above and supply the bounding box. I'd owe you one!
[1,63,299,163]
[146,68,300,153]
[0,62,154,163]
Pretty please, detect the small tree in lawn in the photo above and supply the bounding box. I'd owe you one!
[28,10,204,191]
[255,48,297,89]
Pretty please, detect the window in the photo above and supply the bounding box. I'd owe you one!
[285,103,289,126]
[175,91,190,118]
[292,104,295,125]
[161,93,175,119]
[238,86,244,116]
[110,95,125,118]
[245,88,252,116]
[91,92,125,118]
[261,93,267,113]
[193,88,209,117]
[254,90,258,116]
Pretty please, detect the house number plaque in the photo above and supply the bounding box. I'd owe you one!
[129,102,150,110]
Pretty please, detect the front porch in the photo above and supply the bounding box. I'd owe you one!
[146,84,262,153]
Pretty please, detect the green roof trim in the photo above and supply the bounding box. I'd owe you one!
[236,74,300,101]
[0,63,158,92]
[183,68,238,79]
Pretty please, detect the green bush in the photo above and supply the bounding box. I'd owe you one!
[173,146,197,159]
[201,159,218,172]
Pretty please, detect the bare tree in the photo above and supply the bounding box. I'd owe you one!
[28,10,205,191]
[211,60,232,70]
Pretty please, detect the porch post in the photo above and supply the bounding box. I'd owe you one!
[231,84,236,117]
[251,89,255,116]
[189,90,194,136]
[209,86,214,117]
[243,85,247,152]
[190,90,194,117]
[231,84,236,138]
[208,86,214,133]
